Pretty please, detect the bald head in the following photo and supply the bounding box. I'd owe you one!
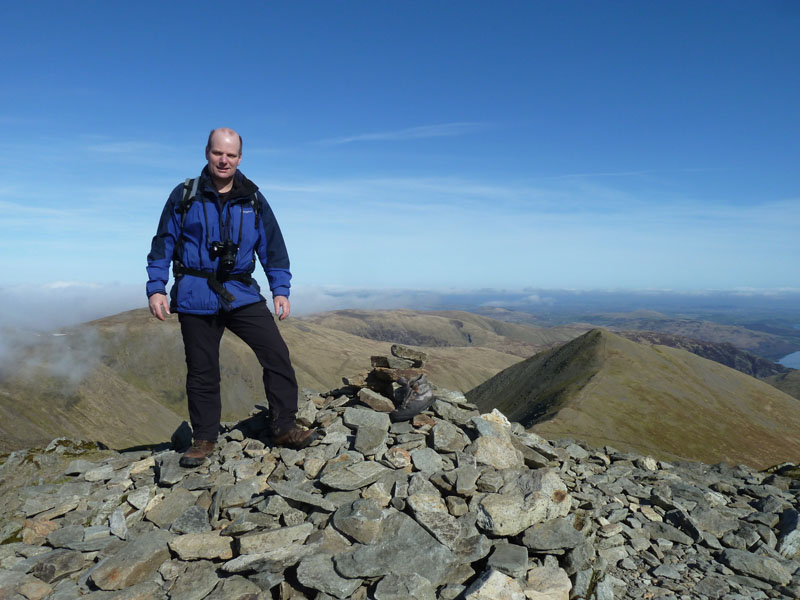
[205,128,243,192]
[206,128,242,156]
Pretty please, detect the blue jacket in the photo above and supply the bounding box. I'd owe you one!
[146,167,291,314]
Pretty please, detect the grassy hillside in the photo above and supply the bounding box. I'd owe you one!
[0,308,528,450]
[467,329,800,469]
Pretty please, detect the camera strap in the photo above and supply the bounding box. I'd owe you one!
[172,265,253,304]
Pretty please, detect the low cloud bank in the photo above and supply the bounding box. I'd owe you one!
[3,282,800,331]
[0,282,143,332]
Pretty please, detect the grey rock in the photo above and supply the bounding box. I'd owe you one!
[644,521,694,545]
[407,493,462,549]
[777,508,800,558]
[521,516,586,551]
[374,573,436,600]
[108,507,128,539]
[145,487,197,529]
[592,574,616,600]
[468,436,523,470]
[296,397,318,427]
[358,387,396,412]
[47,525,85,548]
[343,407,390,431]
[411,447,444,474]
[220,476,264,508]
[169,532,233,560]
[331,499,389,544]
[476,469,504,493]
[334,509,455,586]
[222,541,317,574]
[563,540,596,575]
[371,355,415,369]
[691,506,740,538]
[564,443,590,460]
[354,425,387,456]
[30,549,86,584]
[693,575,730,598]
[84,464,115,482]
[296,553,362,599]
[432,400,479,426]
[390,344,427,366]
[269,481,337,512]
[170,505,211,534]
[717,548,791,585]
[127,487,152,510]
[89,529,173,590]
[204,575,263,600]
[169,559,219,600]
[475,471,570,536]
[462,568,525,599]
[320,460,389,490]
[486,541,528,578]
[454,464,481,495]
[64,459,96,476]
[652,564,681,579]
[237,523,314,554]
[431,420,469,453]
[247,571,284,592]
[155,452,186,486]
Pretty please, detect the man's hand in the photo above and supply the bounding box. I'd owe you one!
[274,295,291,320]
[149,293,171,321]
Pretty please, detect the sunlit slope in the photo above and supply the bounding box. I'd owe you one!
[0,362,181,451]
[466,329,800,469]
[0,308,526,450]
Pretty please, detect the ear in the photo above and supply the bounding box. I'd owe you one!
[205,147,210,160]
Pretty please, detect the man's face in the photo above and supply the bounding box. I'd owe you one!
[205,132,242,182]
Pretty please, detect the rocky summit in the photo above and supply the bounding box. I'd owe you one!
[2,368,800,599]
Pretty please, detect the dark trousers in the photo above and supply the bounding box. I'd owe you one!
[178,301,298,441]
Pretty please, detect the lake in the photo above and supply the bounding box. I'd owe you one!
[779,350,800,370]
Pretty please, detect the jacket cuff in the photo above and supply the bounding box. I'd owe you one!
[271,286,290,298]
[146,287,167,298]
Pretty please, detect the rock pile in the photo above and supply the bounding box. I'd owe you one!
[2,374,800,599]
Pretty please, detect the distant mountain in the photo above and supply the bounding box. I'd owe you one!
[301,309,588,358]
[466,329,800,469]
[616,330,790,378]
[573,311,800,360]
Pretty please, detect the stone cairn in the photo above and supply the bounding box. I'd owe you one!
[2,352,800,599]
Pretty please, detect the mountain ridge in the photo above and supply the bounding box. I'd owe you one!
[466,328,800,469]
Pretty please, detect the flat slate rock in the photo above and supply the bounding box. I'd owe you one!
[334,509,455,586]
[319,461,390,491]
[89,530,173,591]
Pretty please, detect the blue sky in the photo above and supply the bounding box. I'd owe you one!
[1,1,798,322]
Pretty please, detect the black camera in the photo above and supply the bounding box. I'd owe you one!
[209,240,238,273]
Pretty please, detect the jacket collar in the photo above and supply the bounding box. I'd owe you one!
[199,166,259,202]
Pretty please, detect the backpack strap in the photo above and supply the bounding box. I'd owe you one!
[178,178,200,223]
[173,178,200,265]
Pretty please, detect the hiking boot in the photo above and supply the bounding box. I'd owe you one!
[390,374,436,422]
[179,439,216,468]
[272,425,321,449]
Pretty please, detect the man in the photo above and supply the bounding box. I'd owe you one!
[146,127,319,467]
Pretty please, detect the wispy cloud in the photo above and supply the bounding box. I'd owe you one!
[314,122,491,145]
